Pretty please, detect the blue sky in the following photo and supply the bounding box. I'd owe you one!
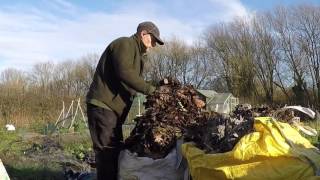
[0,0,319,72]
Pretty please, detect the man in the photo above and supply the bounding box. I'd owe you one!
[86,21,164,180]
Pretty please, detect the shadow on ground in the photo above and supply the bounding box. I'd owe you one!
[5,164,64,180]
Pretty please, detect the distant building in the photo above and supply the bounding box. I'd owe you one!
[196,90,218,105]
[122,93,146,137]
[197,90,239,114]
[125,93,147,124]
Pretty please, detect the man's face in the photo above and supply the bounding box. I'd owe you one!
[141,31,157,51]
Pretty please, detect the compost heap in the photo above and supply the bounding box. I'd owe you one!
[125,78,255,159]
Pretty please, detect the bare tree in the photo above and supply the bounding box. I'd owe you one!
[0,68,29,125]
[51,61,74,96]
[294,5,320,108]
[72,54,99,96]
[205,19,256,101]
[146,37,192,84]
[271,6,311,106]
[0,68,27,90]
[29,62,54,96]
[146,37,216,89]
[49,54,99,97]
[251,13,277,104]
[188,42,217,89]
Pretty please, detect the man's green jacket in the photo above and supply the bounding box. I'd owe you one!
[86,34,155,116]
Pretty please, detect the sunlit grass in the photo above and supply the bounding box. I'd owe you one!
[303,120,320,147]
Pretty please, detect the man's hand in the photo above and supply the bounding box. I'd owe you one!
[163,78,169,85]
[159,78,169,86]
[192,96,205,108]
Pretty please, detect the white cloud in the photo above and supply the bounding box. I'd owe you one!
[0,0,249,72]
[209,0,249,19]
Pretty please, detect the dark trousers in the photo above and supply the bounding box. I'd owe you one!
[87,103,131,180]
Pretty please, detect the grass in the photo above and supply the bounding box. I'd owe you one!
[0,130,29,156]
[0,129,64,180]
[62,137,92,161]
[4,156,64,180]
[303,120,320,147]
[0,127,93,180]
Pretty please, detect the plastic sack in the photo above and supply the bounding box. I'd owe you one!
[0,159,10,180]
[118,146,187,180]
[182,117,320,180]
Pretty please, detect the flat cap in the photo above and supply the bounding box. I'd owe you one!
[137,21,164,45]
